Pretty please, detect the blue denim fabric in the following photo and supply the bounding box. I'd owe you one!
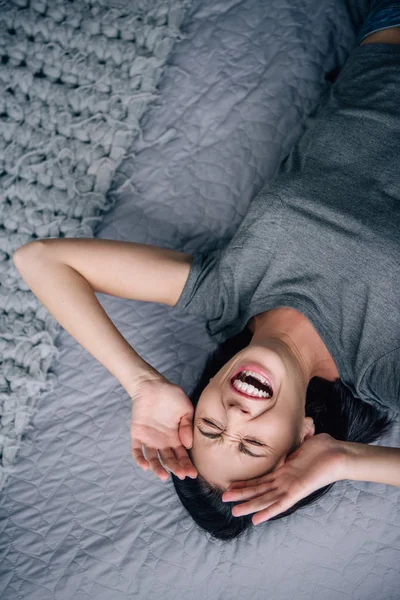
[356,1,400,45]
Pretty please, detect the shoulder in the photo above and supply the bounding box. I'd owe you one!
[360,348,400,414]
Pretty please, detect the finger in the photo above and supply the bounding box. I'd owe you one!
[230,489,279,517]
[143,446,169,481]
[172,445,198,478]
[227,480,252,489]
[178,414,194,449]
[222,481,275,502]
[131,440,150,471]
[252,496,289,525]
[158,448,187,480]
[227,475,274,490]
[159,447,198,479]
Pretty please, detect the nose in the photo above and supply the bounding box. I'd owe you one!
[226,392,272,418]
[227,399,252,415]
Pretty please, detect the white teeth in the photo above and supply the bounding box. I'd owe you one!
[233,379,269,398]
[243,370,269,385]
[233,369,272,396]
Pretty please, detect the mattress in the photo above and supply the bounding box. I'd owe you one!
[1,0,400,598]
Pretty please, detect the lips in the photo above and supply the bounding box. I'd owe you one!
[231,363,275,398]
[229,379,270,400]
[230,363,275,399]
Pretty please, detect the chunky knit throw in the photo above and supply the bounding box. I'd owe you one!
[0,0,191,490]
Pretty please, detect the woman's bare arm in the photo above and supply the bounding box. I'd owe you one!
[12,238,193,396]
[339,440,400,488]
[14,237,192,305]
[222,434,400,524]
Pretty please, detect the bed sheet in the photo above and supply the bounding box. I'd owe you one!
[2,0,400,599]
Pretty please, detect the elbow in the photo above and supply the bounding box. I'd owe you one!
[13,241,46,269]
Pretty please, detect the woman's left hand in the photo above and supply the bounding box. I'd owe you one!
[221,433,346,525]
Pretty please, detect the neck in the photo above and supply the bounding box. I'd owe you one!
[247,308,340,383]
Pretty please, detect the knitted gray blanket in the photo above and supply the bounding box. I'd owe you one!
[1,0,191,490]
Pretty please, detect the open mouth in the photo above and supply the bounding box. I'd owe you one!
[230,365,274,399]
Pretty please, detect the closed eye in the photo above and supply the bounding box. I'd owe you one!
[198,427,268,458]
[199,418,275,456]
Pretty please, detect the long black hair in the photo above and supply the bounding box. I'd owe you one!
[172,326,394,542]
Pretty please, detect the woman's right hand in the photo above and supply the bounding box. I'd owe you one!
[129,372,198,482]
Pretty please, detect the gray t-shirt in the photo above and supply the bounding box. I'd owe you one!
[173,43,400,415]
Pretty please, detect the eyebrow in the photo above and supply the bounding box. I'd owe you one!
[197,425,274,458]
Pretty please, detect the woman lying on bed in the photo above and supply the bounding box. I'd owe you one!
[13,1,400,542]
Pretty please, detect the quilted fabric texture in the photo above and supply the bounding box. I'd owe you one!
[1,0,400,599]
[0,0,191,487]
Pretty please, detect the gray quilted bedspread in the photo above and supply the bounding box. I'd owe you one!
[2,0,400,598]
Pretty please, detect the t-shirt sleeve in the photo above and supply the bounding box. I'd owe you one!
[172,248,225,322]
[171,239,270,341]
[171,245,248,341]
[359,348,400,415]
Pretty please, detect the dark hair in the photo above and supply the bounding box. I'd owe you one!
[172,327,394,542]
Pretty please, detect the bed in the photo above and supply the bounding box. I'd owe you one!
[2,0,400,598]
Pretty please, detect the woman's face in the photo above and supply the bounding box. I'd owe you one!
[189,341,315,489]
